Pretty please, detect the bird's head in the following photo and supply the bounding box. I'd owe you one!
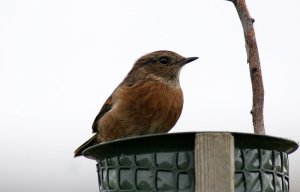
[130,50,198,86]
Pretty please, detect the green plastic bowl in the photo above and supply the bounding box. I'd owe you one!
[83,132,298,192]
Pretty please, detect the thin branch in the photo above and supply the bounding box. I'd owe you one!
[227,0,265,134]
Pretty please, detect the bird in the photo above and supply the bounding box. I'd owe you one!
[74,50,198,157]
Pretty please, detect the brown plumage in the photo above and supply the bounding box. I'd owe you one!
[74,50,198,157]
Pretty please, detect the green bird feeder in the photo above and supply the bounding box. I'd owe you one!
[83,132,298,192]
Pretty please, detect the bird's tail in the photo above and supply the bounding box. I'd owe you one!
[74,134,98,157]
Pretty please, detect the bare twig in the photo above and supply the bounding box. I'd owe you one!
[227,0,265,134]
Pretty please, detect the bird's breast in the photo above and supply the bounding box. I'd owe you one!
[98,81,184,141]
[118,81,183,132]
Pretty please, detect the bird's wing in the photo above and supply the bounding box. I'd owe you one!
[91,75,138,133]
[92,95,113,133]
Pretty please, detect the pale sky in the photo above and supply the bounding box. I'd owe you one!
[0,0,299,191]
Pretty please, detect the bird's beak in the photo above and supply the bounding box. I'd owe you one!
[180,57,198,67]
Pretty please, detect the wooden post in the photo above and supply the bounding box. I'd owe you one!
[194,132,234,192]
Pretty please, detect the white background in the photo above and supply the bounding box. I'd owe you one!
[0,0,299,191]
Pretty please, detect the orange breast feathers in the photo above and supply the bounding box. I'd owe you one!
[98,81,184,141]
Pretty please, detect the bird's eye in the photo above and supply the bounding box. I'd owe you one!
[158,56,170,65]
